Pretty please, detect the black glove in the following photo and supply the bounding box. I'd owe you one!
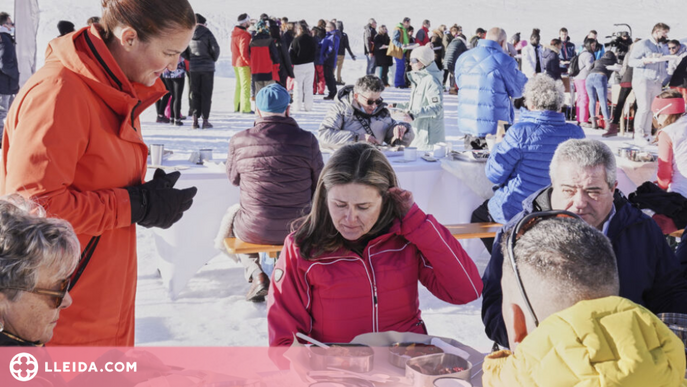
[126,169,198,229]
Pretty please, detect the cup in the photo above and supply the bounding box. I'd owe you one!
[199,148,213,163]
[433,143,447,159]
[404,147,417,161]
[151,144,164,166]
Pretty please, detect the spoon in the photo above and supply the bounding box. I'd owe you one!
[296,332,330,348]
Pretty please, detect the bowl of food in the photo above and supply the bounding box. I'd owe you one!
[308,343,375,373]
[389,342,444,368]
[405,353,472,387]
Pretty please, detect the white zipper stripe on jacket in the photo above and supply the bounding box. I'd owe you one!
[367,239,411,332]
[419,253,433,269]
[304,256,376,334]
[425,218,480,298]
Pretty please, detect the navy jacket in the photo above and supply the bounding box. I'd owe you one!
[485,110,584,224]
[482,186,687,347]
[0,31,19,94]
[320,30,340,67]
[541,47,562,80]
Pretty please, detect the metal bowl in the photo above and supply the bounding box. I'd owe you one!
[308,343,374,373]
[388,342,444,368]
[405,353,472,387]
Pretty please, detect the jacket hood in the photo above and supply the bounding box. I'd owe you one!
[485,297,687,386]
[193,25,210,40]
[45,26,166,128]
[335,85,388,117]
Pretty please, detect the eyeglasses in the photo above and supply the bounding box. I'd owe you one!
[506,210,581,327]
[1,278,70,308]
[359,94,383,106]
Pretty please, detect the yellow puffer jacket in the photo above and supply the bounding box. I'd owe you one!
[483,296,687,387]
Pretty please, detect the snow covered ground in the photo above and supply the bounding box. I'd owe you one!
[0,0,681,351]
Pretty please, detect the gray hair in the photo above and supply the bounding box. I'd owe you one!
[0,195,80,302]
[549,139,617,189]
[354,75,385,95]
[486,27,507,44]
[502,217,619,302]
[524,74,566,112]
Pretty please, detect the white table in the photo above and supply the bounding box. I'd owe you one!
[148,155,489,298]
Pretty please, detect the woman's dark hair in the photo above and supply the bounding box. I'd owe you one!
[100,0,195,43]
[292,143,402,259]
[550,38,562,46]
[296,21,310,36]
[530,28,540,39]
[583,38,597,52]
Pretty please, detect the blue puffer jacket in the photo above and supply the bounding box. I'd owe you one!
[485,110,584,223]
[454,39,527,137]
[482,187,687,348]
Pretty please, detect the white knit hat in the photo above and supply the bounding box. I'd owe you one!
[410,45,435,67]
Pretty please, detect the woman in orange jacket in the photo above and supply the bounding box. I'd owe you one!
[0,0,198,346]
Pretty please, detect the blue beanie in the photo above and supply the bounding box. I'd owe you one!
[256,83,290,113]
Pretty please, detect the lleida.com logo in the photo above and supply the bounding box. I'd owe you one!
[9,352,38,382]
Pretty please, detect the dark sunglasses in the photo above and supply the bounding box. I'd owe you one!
[506,210,581,327]
[2,278,70,308]
[360,96,383,106]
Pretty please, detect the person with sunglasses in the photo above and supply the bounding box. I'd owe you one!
[482,213,687,386]
[318,75,413,148]
[0,195,79,346]
[388,45,445,150]
[481,139,687,349]
[667,40,687,98]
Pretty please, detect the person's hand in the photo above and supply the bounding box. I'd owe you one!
[352,55,357,61]
[388,187,414,218]
[364,134,380,144]
[125,168,198,229]
[393,125,407,140]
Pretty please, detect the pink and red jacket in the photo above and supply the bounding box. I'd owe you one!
[267,204,483,346]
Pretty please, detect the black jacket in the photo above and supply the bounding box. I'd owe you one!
[444,37,468,74]
[482,186,687,347]
[337,32,355,58]
[373,33,392,67]
[0,31,19,94]
[274,39,294,85]
[590,51,618,78]
[184,25,220,72]
[430,33,444,71]
[363,24,376,55]
[669,55,687,88]
[541,46,561,80]
[290,34,317,65]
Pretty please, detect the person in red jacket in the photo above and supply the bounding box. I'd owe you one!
[231,13,252,114]
[250,19,278,95]
[0,0,197,346]
[267,143,483,346]
[415,20,431,47]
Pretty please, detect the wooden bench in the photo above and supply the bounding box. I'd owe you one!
[223,238,282,258]
[447,222,503,239]
[223,223,504,256]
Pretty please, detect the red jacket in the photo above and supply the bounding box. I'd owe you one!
[417,27,431,46]
[231,26,251,67]
[0,26,165,346]
[249,33,276,81]
[267,204,483,346]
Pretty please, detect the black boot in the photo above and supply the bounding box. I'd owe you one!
[192,115,199,129]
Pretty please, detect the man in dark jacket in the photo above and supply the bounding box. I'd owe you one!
[226,83,323,302]
[363,19,377,75]
[0,12,17,141]
[321,22,340,100]
[481,139,687,348]
[558,27,576,73]
[335,21,356,85]
[443,34,468,94]
[250,20,279,95]
[184,13,220,129]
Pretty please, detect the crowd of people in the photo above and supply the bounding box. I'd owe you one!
[0,0,686,385]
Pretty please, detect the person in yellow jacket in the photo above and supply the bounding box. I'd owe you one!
[484,212,687,387]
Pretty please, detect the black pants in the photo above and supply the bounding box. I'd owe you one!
[190,71,214,120]
[155,86,171,117]
[471,199,496,254]
[612,86,633,124]
[162,77,185,120]
[324,64,337,97]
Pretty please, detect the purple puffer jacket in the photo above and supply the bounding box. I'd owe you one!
[226,116,324,245]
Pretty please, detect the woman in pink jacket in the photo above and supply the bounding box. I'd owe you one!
[267,143,483,346]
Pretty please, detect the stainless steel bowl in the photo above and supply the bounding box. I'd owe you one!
[405,353,472,387]
[308,343,374,373]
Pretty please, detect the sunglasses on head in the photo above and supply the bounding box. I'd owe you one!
[506,210,581,327]
[1,278,70,308]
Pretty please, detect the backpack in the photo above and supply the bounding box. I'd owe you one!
[568,54,581,77]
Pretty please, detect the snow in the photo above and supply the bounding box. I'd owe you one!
[1,0,682,351]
